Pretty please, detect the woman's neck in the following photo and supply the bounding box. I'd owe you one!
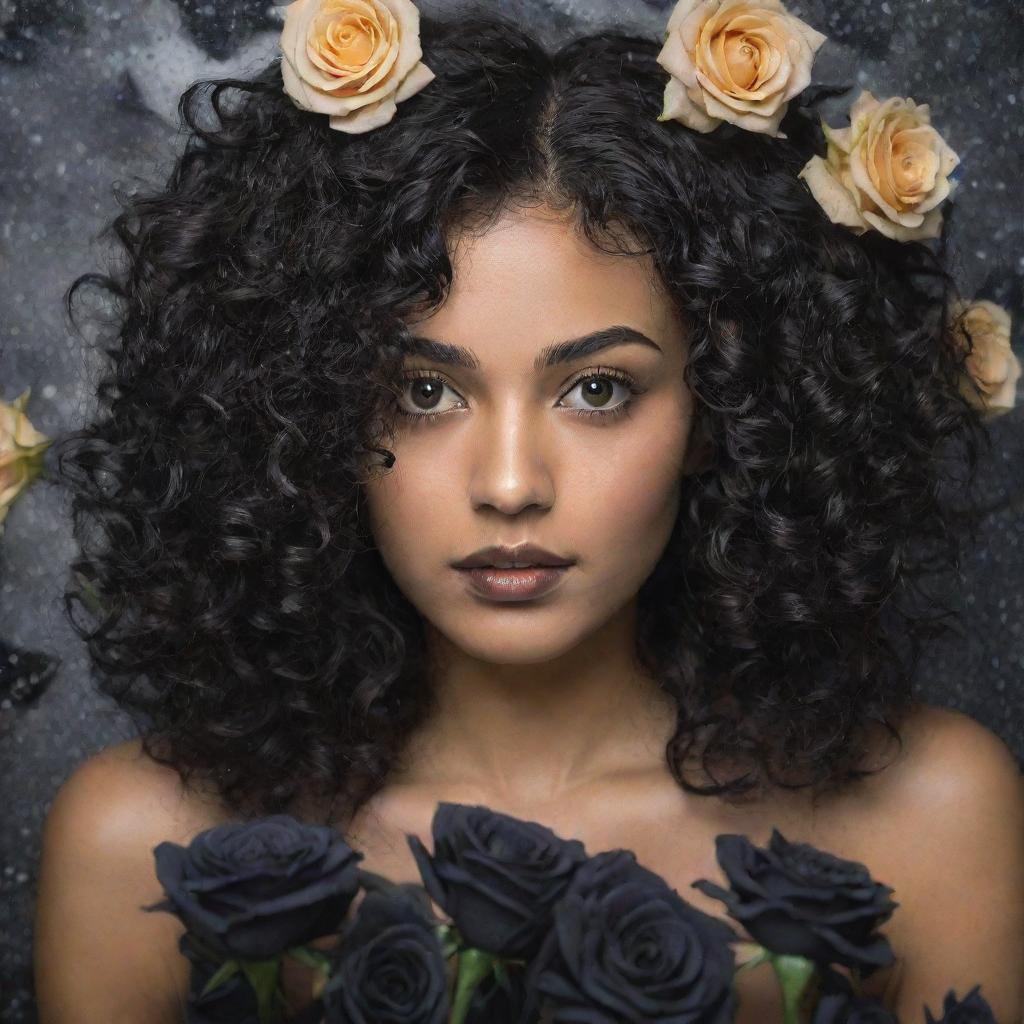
[390,600,678,806]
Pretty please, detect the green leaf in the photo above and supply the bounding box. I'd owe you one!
[238,958,284,1024]
[733,946,770,976]
[436,922,462,960]
[198,959,242,999]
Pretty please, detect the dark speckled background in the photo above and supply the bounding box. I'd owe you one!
[1,0,1022,1018]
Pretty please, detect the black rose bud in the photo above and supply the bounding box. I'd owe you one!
[811,967,897,1024]
[924,986,997,1024]
[692,829,897,974]
[407,803,589,958]
[526,849,737,1024]
[144,814,363,961]
[322,891,450,1024]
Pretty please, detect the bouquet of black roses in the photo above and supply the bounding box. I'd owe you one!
[144,805,997,1024]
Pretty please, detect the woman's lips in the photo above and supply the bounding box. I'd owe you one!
[455,565,571,602]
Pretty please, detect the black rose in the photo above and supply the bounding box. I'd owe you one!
[692,829,897,974]
[526,849,737,1024]
[322,891,450,1024]
[811,967,897,1024]
[407,802,589,958]
[924,986,997,1024]
[144,814,363,961]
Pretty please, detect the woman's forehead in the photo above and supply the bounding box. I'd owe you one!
[406,207,683,365]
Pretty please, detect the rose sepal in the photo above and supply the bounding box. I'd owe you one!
[193,954,286,1024]
[285,944,333,975]
[733,941,771,976]
[197,957,242,999]
[436,922,461,960]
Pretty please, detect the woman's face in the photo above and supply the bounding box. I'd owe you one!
[362,205,705,666]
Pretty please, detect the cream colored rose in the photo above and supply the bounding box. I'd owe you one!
[279,0,435,135]
[798,90,960,242]
[656,0,826,138]
[0,389,51,530]
[951,299,1020,416]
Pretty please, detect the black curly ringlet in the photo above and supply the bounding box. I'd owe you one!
[55,8,990,824]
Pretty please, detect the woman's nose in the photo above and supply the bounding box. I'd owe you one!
[466,401,555,516]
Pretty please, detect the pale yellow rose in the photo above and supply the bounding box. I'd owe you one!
[0,389,52,530]
[656,0,826,138]
[798,90,960,242]
[279,0,435,135]
[951,299,1020,416]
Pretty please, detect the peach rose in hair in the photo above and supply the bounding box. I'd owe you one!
[0,389,51,531]
[656,0,827,138]
[279,0,435,134]
[798,90,960,242]
[951,299,1020,416]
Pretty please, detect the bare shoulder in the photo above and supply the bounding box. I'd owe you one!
[862,703,1024,1020]
[34,737,232,1024]
[48,736,228,840]
[858,701,1024,881]
[890,702,1021,792]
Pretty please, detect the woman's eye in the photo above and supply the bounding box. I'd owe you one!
[396,375,463,419]
[558,374,636,416]
[395,369,643,422]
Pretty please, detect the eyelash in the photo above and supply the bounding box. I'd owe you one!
[395,366,646,424]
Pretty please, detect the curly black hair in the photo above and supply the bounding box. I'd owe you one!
[56,7,993,823]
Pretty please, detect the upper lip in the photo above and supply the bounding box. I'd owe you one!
[452,543,575,569]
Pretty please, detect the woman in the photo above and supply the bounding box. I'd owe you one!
[32,3,1023,1022]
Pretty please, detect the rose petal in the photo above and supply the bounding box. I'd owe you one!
[307,5,386,83]
[289,0,373,93]
[849,136,901,222]
[279,0,313,86]
[657,21,701,87]
[327,95,397,132]
[658,74,722,132]
[369,0,424,86]
[798,156,870,231]
[861,206,943,241]
[701,81,788,135]
[666,0,705,37]
[871,121,900,210]
[988,350,1022,412]
[699,28,790,113]
[698,15,789,108]
[891,128,939,198]
[778,32,816,103]
[677,0,720,55]
[393,59,435,103]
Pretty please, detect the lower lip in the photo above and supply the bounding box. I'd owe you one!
[456,566,572,602]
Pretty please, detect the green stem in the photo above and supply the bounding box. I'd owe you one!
[449,948,495,1024]
[770,954,817,1024]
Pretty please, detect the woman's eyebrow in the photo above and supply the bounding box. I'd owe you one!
[405,325,663,371]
